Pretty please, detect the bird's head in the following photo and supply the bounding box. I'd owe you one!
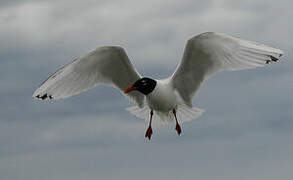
[124,77,157,95]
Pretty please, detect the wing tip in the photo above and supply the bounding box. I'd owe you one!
[278,50,284,57]
[265,50,284,64]
[33,92,54,100]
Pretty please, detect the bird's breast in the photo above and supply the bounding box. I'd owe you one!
[146,81,177,112]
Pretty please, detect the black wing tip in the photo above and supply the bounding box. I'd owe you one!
[35,93,53,100]
[269,55,279,62]
[266,55,280,64]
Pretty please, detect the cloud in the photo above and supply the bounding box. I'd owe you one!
[31,115,144,146]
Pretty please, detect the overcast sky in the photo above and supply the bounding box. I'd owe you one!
[0,0,292,180]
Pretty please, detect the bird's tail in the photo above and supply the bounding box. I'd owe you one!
[126,104,204,125]
[176,104,205,122]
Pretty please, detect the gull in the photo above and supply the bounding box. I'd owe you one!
[33,32,283,140]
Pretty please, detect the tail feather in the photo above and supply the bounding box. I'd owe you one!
[176,104,204,122]
[126,104,204,125]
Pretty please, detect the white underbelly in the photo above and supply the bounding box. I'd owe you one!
[146,81,177,112]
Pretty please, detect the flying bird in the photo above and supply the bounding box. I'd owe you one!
[33,32,283,140]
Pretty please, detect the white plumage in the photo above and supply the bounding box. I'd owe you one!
[171,32,283,106]
[33,46,144,107]
[33,32,283,138]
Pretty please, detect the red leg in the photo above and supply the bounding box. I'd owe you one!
[173,109,182,135]
[145,110,153,140]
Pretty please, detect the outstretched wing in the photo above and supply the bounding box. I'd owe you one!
[33,46,144,107]
[171,32,284,106]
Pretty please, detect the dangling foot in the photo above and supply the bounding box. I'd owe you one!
[145,110,153,140]
[145,126,153,140]
[173,109,182,135]
[175,122,182,135]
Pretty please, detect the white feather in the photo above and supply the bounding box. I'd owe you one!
[171,32,284,106]
[33,46,145,107]
[126,103,204,124]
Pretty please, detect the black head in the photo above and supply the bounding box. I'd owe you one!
[124,77,157,95]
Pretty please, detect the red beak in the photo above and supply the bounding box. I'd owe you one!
[124,86,136,94]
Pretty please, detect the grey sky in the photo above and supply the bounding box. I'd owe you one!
[0,0,292,180]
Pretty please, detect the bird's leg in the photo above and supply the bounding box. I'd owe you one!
[173,109,182,135]
[145,110,153,140]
